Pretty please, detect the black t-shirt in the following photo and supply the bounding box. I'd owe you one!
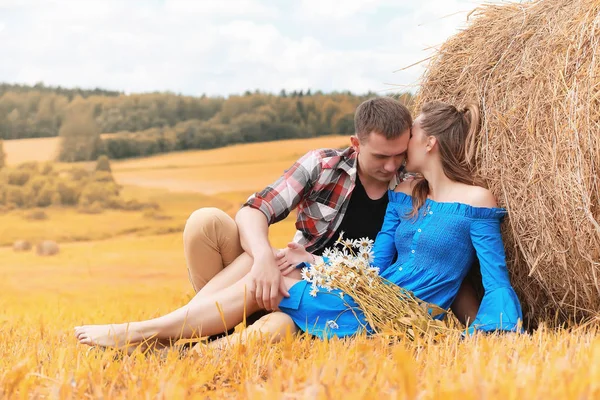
[316,174,389,255]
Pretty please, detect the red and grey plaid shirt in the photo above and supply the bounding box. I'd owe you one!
[243,147,402,253]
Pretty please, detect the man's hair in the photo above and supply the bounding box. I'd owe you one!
[354,97,412,142]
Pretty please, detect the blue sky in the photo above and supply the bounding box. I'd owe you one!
[0,0,489,96]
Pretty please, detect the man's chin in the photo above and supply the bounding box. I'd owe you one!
[377,173,395,182]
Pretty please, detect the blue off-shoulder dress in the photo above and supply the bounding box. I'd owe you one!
[278,191,523,339]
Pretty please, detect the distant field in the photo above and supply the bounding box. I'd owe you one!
[0,187,226,247]
[111,136,348,194]
[2,136,61,165]
[2,134,348,169]
[0,136,347,247]
[2,134,121,166]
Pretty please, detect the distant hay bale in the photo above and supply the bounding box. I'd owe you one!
[415,0,600,325]
[24,209,48,221]
[13,240,31,252]
[36,240,60,256]
[78,201,104,215]
[142,209,172,220]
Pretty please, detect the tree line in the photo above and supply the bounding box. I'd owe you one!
[0,82,414,161]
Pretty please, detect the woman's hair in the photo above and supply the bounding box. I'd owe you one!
[409,101,483,218]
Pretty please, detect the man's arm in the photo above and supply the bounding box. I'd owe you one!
[236,150,321,311]
[236,206,287,310]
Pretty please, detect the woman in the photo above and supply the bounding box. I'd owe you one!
[276,101,522,337]
[74,101,522,348]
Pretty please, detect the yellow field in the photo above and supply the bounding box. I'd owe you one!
[2,137,61,166]
[2,134,115,166]
[1,136,599,398]
[111,136,348,194]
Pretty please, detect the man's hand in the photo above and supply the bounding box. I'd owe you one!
[275,242,314,276]
[249,251,289,311]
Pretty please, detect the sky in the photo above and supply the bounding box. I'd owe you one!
[0,0,490,96]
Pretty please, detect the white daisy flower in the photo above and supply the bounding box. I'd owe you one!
[315,276,325,287]
[358,249,374,263]
[300,267,312,282]
[343,238,356,247]
[309,285,319,297]
[357,237,374,249]
[367,266,380,275]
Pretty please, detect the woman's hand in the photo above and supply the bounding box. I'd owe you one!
[275,242,314,276]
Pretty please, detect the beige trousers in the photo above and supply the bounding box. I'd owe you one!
[183,207,246,294]
[182,207,298,339]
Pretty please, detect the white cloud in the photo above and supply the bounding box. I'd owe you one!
[0,0,490,95]
[297,0,383,20]
[165,0,279,17]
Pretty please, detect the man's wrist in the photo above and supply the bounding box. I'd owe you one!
[253,245,274,259]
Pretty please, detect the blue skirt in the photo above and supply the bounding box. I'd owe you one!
[278,280,373,339]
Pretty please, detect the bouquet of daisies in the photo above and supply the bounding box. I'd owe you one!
[301,234,462,340]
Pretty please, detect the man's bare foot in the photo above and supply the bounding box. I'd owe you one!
[74,323,145,349]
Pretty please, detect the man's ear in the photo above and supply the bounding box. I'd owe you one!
[350,135,360,152]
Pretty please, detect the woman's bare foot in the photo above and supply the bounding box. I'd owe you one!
[74,323,145,349]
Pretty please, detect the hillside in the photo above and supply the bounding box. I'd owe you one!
[0,82,413,161]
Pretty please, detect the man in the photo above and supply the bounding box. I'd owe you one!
[183,97,478,330]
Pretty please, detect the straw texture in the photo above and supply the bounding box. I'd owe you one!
[415,0,600,325]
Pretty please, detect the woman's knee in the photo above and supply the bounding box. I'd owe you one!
[247,312,297,337]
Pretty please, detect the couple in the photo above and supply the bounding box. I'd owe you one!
[75,97,522,349]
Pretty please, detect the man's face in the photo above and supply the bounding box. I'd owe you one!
[352,130,410,183]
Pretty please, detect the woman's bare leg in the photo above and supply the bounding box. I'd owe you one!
[197,311,299,352]
[74,264,301,348]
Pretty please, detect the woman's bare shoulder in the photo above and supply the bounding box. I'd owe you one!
[394,178,419,194]
[462,185,498,208]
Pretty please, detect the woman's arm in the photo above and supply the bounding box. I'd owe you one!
[372,198,401,272]
[469,216,523,333]
[275,242,318,275]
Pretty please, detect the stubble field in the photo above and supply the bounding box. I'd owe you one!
[1,136,598,399]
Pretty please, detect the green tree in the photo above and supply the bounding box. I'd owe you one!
[334,113,355,134]
[95,155,112,173]
[58,99,105,162]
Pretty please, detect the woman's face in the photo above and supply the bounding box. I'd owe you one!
[405,115,429,172]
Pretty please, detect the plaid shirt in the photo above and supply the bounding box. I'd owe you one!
[243,147,402,253]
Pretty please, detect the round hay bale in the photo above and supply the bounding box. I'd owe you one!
[415,0,600,325]
[36,240,60,256]
[13,240,32,252]
[24,209,48,221]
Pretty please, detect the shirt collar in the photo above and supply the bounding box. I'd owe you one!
[336,147,358,176]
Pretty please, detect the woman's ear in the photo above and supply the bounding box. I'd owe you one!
[426,135,437,152]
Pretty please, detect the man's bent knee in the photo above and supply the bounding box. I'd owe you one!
[185,207,230,231]
[184,207,236,241]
